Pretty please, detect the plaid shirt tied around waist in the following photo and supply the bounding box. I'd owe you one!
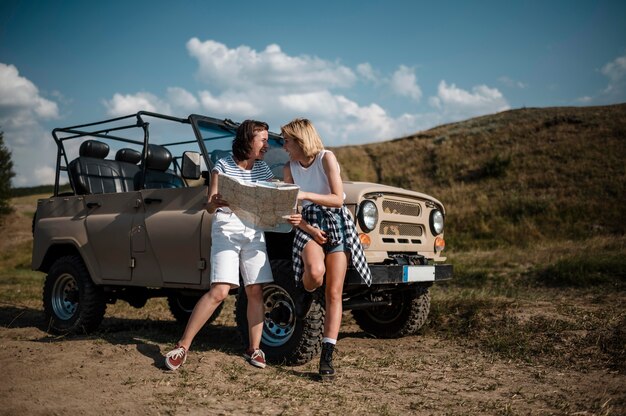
[292,204,371,286]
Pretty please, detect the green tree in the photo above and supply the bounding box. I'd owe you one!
[0,130,15,216]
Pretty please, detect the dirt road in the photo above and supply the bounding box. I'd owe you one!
[1,296,623,416]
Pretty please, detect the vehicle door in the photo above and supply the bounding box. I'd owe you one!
[130,186,211,286]
[84,192,140,281]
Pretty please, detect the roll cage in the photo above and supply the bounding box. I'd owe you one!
[50,111,286,196]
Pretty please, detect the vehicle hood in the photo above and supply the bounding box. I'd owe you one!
[342,181,446,213]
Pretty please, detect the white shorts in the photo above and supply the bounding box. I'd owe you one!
[210,211,273,287]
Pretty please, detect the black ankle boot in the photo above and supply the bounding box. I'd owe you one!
[319,342,335,379]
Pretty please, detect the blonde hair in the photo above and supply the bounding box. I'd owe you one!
[280,118,324,158]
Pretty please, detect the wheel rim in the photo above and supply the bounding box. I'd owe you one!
[51,273,79,320]
[261,284,296,347]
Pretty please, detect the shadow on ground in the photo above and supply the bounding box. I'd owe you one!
[0,305,243,360]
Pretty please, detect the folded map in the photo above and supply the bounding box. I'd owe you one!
[217,173,300,232]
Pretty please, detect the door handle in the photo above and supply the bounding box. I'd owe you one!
[86,202,102,209]
[144,198,162,204]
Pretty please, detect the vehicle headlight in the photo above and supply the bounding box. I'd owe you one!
[429,209,444,235]
[358,200,378,233]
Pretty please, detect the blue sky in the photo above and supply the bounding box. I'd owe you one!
[1,0,625,186]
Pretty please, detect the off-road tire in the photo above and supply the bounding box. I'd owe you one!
[352,286,430,338]
[43,255,106,334]
[167,293,224,325]
[235,259,324,365]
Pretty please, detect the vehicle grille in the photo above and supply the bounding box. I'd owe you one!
[382,200,420,216]
[380,222,423,237]
[377,198,425,244]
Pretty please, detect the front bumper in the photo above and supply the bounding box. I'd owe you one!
[345,264,453,287]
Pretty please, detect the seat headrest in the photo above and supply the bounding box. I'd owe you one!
[145,144,172,171]
[79,140,109,159]
[115,148,141,164]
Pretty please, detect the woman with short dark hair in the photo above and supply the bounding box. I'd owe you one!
[165,120,299,370]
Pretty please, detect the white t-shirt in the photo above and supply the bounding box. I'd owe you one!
[213,155,274,213]
[212,155,273,182]
[289,150,342,207]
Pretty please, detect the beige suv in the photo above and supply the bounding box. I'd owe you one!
[32,111,452,364]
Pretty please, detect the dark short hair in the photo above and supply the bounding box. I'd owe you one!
[232,120,269,161]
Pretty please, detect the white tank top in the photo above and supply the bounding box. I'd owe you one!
[290,150,340,207]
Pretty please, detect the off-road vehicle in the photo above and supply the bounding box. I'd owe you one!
[32,111,452,364]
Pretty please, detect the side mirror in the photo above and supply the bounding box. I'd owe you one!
[181,151,201,180]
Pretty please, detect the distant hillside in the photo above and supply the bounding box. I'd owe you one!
[332,104,626,249]
[10,184,60,197]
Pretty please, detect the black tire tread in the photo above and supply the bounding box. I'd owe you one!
[235,259,324,365]
[352,287,430,338]
[43,255,106,334]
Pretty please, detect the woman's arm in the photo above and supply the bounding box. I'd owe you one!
[282,162,304,228]
[206,171,228,213]
[298,151,344,208]
[282,162,294,184]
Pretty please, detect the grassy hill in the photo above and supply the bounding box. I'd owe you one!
[332,104,626,250]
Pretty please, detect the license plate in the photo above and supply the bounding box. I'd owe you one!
[402,265,435,282]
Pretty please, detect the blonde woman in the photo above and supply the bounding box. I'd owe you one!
[281,118,371,380]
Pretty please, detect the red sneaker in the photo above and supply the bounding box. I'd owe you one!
[164,345,187,370]
[245,348,266,369]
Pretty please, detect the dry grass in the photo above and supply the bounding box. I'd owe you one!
[428,234,625,373]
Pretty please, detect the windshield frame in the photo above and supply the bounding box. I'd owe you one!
[188,114,288,179]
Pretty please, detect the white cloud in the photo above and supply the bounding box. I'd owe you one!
[279,90,342,115]
[187,38,356,92]
[0,63,59,121]
[601,54,626,95]
[103,88,201,117]
[601,55,626,83]
[182,40,425,142]
[278,90,415,144]
[183,40,440,142]
[390,65,422,101]
[0,63,59,150]
[0,62,60,186]
[100,40,511,153]
[357,63,380,84]
[103,92,171,116]
[429,80,510,118]
[198,90,261,117]
[167,87,200,112]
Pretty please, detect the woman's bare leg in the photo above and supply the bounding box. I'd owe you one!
[301,240,325,291]
[177,283,231,350]
[323,251,348,339]
[245,283,265,350]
